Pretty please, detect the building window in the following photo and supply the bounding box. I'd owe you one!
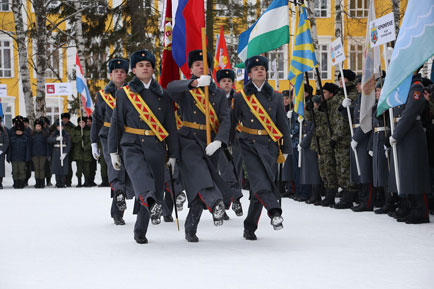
[314,0,329,18]
[349,43,364,75]
[46,42,62,79]
[2,103,13,128]
[266,48,285,80]
[307,44,330,80]
[46,105,60,125]
[349,0,368,18]
[0,0,10,12]
[0,40,13,78]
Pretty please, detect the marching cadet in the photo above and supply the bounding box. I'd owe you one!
[348,75,374,212]
[30,119,49,188]
[8,120,31,189]
[47,120,72,188]
[388,69,431,224]
[0,116,9,189]
[71,117,92,187]
[167,49,230,243]
[91,57,130,226]
[232,55,291,240]
[216,68,244,218]
[312,83,340,207]
[108,50,179,244]
[331,69,359,209]
[370,79,394,214]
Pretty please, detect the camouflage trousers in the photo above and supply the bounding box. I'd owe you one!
[335,145,356,191]
[318,148,338,190]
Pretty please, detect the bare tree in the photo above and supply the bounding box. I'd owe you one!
[392,0,401,38]
[11,0,35,122]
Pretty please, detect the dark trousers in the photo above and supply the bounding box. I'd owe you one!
[185,197,204,234]
[110,196,124,219]
[244,190,281,232]
[12,161,26,180]
[358,183,374,208]
[32,156,46,179]
[134,204,150,236]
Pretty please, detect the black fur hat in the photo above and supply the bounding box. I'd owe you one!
[216,69,235,82]
[188,50,213,69]
[108,58,129,73]
[323,82,339,95]
[245,55,268,73]
[130,50,156,69]
[61,112,71,119]
[338,69,356,82]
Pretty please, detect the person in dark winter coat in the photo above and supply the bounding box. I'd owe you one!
[232,55,292,240]
[388,71,431,224]
[30,119,49,188]
[0,116,9,189]
[71,117,92,187]
[108,50,179,244]
[8,121,31,188]
[40,117,53,186]
[167,49,230,242]
[91,58,131,225]
[47,121,72,188]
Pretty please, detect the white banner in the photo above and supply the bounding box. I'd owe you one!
[329,37,346,66]
[0,84,7,98]
[235,68,245,81]
[369,12,396,48]
[45,83,72,96]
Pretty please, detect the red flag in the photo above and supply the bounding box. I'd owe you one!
[212,26,231,81]
[159,0,180,88]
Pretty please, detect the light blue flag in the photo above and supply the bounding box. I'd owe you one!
[377,0,434,115]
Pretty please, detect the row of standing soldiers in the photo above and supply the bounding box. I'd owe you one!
[281,68,433,225]
[1,114,110,189]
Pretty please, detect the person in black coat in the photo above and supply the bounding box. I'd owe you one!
[47,121,72,188]
[30,119,49,188]
[8,121,31,188]
[0,116,9,189]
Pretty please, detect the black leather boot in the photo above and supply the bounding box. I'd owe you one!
[321,188,336,207]
[334,190,354,209]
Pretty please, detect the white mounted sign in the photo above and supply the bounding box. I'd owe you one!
[0,84,7,98]
[45,83,72,96]
[369,12,396,48]
[329,37,346,66]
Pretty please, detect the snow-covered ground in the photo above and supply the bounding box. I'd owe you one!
[1,175,434,289]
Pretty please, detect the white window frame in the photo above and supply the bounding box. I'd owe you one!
[348,0,369,18]
[314,0,330,18]
[266,47,285,80]
[1,96,16,128]
[0,37,14,78]
[0,0,10,12]
[32,38,63,79]
[307,36,332,81]
[45,96,63,125]
[348,38,364,75]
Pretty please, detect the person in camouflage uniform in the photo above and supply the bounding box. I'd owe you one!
[71,117,93,187]
[329,69,359,209]
[309,82,339,207]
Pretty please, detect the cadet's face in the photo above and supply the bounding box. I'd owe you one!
[375,87,381,100]
[323,90,332,100]
[190,61,204,77]
[35,124,42,131]
[249,66,266,82]
[110,69,127,86]
[218,78,233,93]
[16,130,23,135]
[339,77,348,88]
[79,120,86,128]
[86,119,92,126]
[133,61,154,82]
[314,102,319,109]
[283,97,290,106]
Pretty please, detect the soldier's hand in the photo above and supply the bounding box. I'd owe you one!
[350,139,358,150]
[196,75,211,87]
[368,150,373,157]
[60,153,67,161]
[297,144,302,152]
[167,158,176,175]
[389,136,397,146]
[286,110,293,119]
[110,153,121,171]
[91,143,100,160]
[56,136,63,142]
[342,98,352,108]
[0,150,3,155]
[205,140,222,156]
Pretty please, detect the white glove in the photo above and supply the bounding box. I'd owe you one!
[351,140,358,150]
[283,154,288,161]
[297,144,302,152]
[368,150,373,157]
[389,136,397,146]
[0,150,3,155]
[384,145,390,159]
[91,143,100,160]
[167,158,176,175]
[56,136,63,141]
[60,153,67,161]
[196,75,211,87]
[110,153,121,171]
[342,98,352,108]
[286,110,293,119]
[205,140,222,156]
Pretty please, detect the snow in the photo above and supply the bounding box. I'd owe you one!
[1,178,434,289]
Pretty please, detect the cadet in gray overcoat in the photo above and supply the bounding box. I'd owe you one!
[47,121,72,188]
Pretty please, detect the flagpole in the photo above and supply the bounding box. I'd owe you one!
[201,27,211,145]
[383,44,400,194]
[58,95,64,167]
[339,62,361,175]
[298,116,303,168]
[304,71,321,156]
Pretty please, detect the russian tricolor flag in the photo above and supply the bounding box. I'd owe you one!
[75,54,93,116]
[171,0,205,79]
